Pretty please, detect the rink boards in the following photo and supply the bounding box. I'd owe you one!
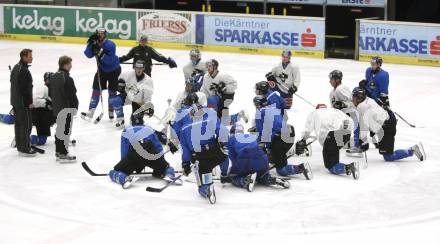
[1,4,440,66]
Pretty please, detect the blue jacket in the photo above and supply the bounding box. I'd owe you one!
[223,133,268,175]
[180,108,228,162]
[84,39,120,73]
[265,89,286,111]
[365,67,389,101]
[171,106,192,141]
[255,106,286,145]
[120,125,163,160]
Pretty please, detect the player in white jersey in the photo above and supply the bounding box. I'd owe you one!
[328,70,359,148]
[110,60,154,128]
[347,87,426,162]
[265,49,301,109]
[201,59,237,119]
[296,104,359,180]
[182,48,207,84]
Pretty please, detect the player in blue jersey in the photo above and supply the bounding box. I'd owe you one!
[253,95,311,179]
[82,28,121,121]
[220,123,290,191]
[109,113,178,189]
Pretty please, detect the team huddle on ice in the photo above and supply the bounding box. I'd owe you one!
[4,28,427,204]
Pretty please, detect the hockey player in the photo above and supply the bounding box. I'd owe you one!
[200,59,237,120]
[359,56,390,108]
[30,72,56,145]
[180,104,229,203]
[172,49,207,110]
[253,95,310,179]
[349,87,426,162]
[0,109,15,124]
[221,124,290,191]
[296,104,359,180]
[119,34,177,77]
[183,48,207,84]
[328,70,359,147]
[265,49,301,109]
[109,113,179,189]
[110,60,154,128]
[82,28,121,120]
[49,56,78,162]
[255,81,286,111]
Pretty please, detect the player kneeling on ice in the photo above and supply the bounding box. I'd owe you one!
[180,104,229,204]
[253,95,311,179]
[109,60,154,128]
[296,104,359,180]
[220,124,290,191]
[348,87,426,162]
[109,113,180,189]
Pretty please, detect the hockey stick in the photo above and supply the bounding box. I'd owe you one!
[31,145,45,154]
[294,93,316,108]
[363,151,368,169]
[394,112,416,128]
[146,175,183,193]
[121,62,167,66]
[271,78,316,108]
[81,161,182,177]
[93,56,105,124]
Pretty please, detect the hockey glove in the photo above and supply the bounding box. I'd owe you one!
[288,85,297,95]
[182,161,192,176]
[359,79,367,88]
[265,72,276,82]
[45,99,53,110]
[220,172,230,184]
[167,142,178,154]
[379,94,390,109]
[87,33,98,44]
[145,107,154,118]
[333,101,347,110]
[155,130,168,145]
[167,58,177,68]
[295,139,307,155]
[117,79,126,93]
[360,139,369,152]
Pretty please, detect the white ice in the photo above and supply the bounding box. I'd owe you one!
[1,40,440,244]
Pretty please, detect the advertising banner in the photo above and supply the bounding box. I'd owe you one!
[268,0,325,5]
[2,5,137,39]
[0,6,3,33]
[327,0,386,8]
[137,10,194,43]
[196,14,325,55]
[359,20,440,66]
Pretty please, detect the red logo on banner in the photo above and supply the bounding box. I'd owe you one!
[430,36,440,55]
[301,28,316,47]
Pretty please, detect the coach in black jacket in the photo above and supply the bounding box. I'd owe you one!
[118,35,177,77]
[50,56,79,161]
[10,49,35,156]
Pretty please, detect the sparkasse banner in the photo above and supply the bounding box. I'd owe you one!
[2,5,136,40]
[358,20,440,66]
[196,14,325,57]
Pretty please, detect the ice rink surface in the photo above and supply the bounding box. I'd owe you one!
[1,40,439,244]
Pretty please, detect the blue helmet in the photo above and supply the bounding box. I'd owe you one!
[253,95,268,107]
[352,87,367,102]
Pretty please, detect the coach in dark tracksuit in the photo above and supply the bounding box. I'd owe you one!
[10,49,35,156]
[50,56,79,160]
[118,35,177,77]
